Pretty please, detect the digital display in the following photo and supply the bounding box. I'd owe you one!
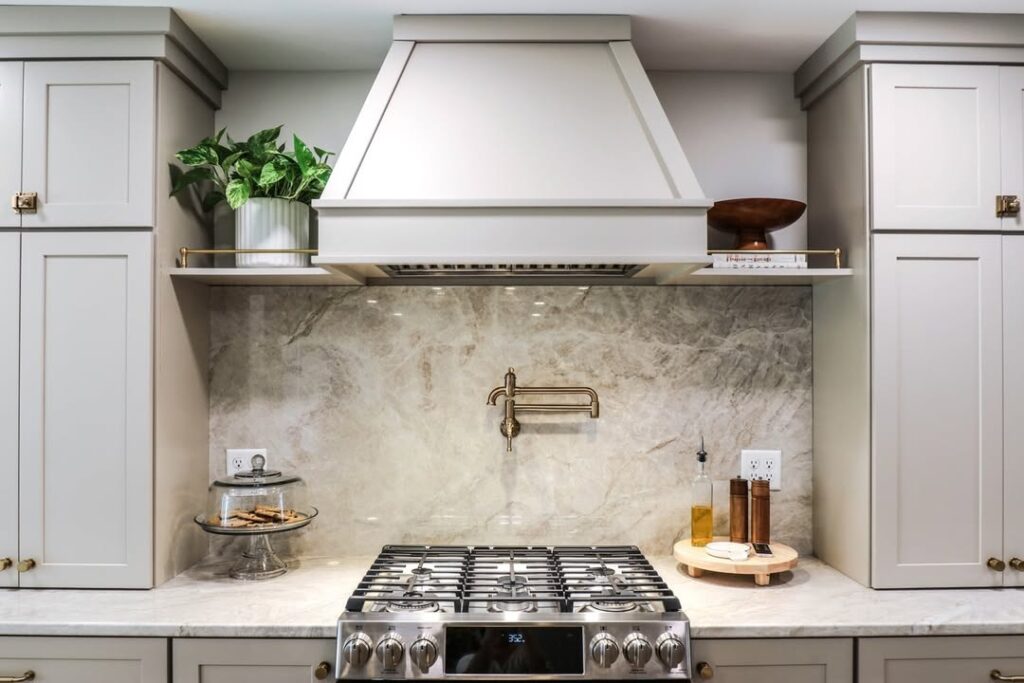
[445,626,583,675]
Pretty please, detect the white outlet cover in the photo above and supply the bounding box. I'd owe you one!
[740,449,782,490]
[226,448,267,476]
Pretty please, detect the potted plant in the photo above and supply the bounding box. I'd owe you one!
[171,125,333,267]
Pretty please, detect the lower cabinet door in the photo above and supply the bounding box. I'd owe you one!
[859,636,1024,683]
[173,639,336,683]
[0,637,167,683]
[0,234,18,588]
[691,638,853,683]
[18,231,154,588]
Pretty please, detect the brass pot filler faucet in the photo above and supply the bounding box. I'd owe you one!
[486,368,600,452]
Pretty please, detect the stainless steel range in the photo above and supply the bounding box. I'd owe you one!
[336,545,691,680]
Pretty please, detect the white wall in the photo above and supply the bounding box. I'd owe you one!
[651,71,807,249]
[216,69,807,249]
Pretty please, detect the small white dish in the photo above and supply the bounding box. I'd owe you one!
[705,541,750,561]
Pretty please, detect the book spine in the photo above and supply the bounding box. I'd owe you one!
[711,253,806,264]
[711,261,809,269]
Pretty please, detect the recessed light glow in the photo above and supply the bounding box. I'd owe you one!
[392,312,403,317]
[431,286,443,291]
[531,312,542,318]
[366,299,378,304]
[505,286,516,291]
[578,286,590,291]
[533,301,546,306]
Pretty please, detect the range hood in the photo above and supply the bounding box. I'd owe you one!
[313,15,712,284]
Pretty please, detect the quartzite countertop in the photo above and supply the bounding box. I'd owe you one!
[0,556,1021,639]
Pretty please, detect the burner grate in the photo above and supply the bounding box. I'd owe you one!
[345,544,681,614]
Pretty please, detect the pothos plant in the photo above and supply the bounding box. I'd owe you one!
[170,125,334,211]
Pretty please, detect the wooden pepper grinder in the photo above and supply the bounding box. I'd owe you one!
[750,479,771,544]
[729,477,749,543]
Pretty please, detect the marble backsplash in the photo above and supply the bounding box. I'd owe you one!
[209,285,812,558]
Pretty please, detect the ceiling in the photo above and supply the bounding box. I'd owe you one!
[9,0,1024,71]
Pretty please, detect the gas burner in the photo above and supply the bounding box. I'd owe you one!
[496,574,529,591]
[487,590,538,613]
[384,593,441,613]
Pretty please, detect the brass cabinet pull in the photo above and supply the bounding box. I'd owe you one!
[1010,558,1024,571]
[997,195,1022,218]
[10,192,37,214]
[0,671,34,682]
[988,557,1006,572]
[992,670,1024,681]
[0,558,11,571]
[16,559,35,573]
[696,661,714,679]
[314,661,331,680]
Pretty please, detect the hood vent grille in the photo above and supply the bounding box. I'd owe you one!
[379,264,645,278]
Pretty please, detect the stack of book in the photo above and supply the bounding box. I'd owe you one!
[711,253,808,269]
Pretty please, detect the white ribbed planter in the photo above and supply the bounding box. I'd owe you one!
[235,198,310,267]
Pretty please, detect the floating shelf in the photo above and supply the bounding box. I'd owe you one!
[168,267,361,286]
[681,267,853,285]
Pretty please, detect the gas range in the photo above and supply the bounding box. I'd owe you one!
[336,545,691,680]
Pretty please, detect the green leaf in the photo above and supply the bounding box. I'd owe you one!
[235,158,258,179]
[313,146,334,160]
[225,179,251,210]
[175,144,217,166]
[201,190,225,212]
[247,125,283,148]
[293,135,315,174]
[170,166,213,196]
[258,161,286,188]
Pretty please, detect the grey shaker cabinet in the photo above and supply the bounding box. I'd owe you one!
[871,233,1005,588]
[0,637,167,683]
[859,636,1024,683]
[691,638,853,683]
[172,639,337,683]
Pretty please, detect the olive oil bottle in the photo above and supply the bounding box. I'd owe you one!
[690,437,713,547]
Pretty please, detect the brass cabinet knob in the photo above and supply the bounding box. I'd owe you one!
[313,661,331,680]
[0,558,11,571]
[1010,558,1024,571]
[992,670,1024,681]
[988,557,1006,572]
[696,661,714,679]
[16,559,35,573]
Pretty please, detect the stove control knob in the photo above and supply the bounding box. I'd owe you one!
[410,634,439,673]
[623,632,653,669]
[342,632,373,668]
[376,634,405,670]
[656,632,685,668]
[590,632,620,668]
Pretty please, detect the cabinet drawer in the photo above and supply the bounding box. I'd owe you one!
[859,636,1024,683]
[0,637,167,683]
[173,639,336,683]
[692,638,853,683]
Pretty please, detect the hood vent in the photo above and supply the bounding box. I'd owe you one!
[313,15,712,284]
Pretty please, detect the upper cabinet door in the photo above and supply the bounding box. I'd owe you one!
[19,232,153,588]
[0,234,19,588]
[0,62,22,229]
[21,61,155,228]
[1001,67,1024,232]
[872,233,1004,588]
[871,64,1002,231]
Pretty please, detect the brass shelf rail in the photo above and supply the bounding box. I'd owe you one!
[178,247,317,268]
[707,248,844,269]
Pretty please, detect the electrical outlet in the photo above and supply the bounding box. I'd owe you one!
[226,448,267,476]
[741,449,782,490]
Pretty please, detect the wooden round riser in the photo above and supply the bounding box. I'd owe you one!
[673,538,798,586]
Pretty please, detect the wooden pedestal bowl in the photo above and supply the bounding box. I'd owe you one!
[707,198,807,250]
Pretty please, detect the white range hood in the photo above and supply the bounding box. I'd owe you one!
[313,15,712,284]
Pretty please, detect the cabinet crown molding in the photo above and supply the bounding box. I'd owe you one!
[795,11,1024,108]
[0,6,225,107]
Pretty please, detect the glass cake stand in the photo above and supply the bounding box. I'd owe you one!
[195,509,318,580]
